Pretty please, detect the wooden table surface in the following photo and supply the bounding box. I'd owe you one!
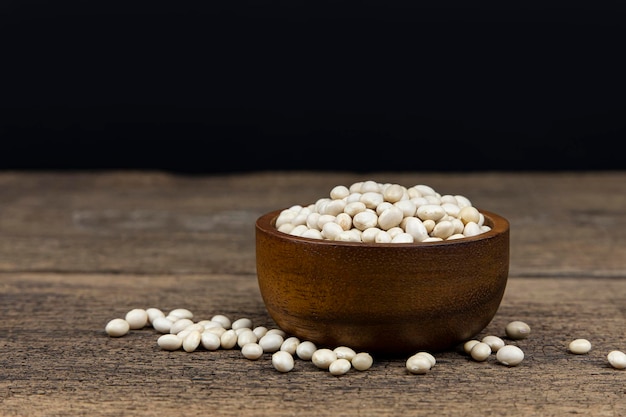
[1,170,625,417]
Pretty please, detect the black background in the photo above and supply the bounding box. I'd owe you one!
[1,1,624,173]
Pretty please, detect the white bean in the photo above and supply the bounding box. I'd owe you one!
[321,222,344,240]
[360,192,384,209]
[168,308,194,320]
[441,202,461,217]
[258,333,284,353]
[463,340,480,354]
[463,222,482,237]
[252,326,268,339]
[272,351,295,372]
[333,346,356,361]
[496,345,524,366]
[361,227,381,243]
[241,343,264,360]
[568,338,592,354]
[170,318,194,335]
[391,233,414,243]
[323,199,346,216]
[311,348,337,369]
[124,308,148,329]
[220,329,238,349]
[344,201,367,217]
[431,220,455,239]
[237,328,258,348]
[280,337,300,355]
[470,342,492,361]
[201,331,221,351]
[152,316,174,334]
[414,351,436,367]
[505,321,531,340]
[459,206,481,225]
[105,318,130,337]
[182,330,202,352]
[406,354,432,374]
[231,317,253,330]
[295,340,317,360]
[145,307,165,324]
[210,314,232,329]
[329,358,352,376]
[607,350,626,369]
[158,334,182,351]
[374,230,392,243]
[266,328,288,337]
[351,352,373,371]
[394,200,417,217]
[482,335,505,352]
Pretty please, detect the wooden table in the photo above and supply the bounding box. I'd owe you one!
[1,170,625,416]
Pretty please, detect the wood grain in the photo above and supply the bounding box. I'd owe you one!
[1,171,625,417]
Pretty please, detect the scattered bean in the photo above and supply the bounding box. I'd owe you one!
[312,348,337,369]
[607,350,626,369]
[470,342,492,362]
[505,321,531,340]
[201,331,221,351]
[146,307,165,324]
[280,337,300,355]
[568,339,592,354]
[463,339,480,354]
[496,345,524,366]
[258,333,284,353]
[231,317,253,330]
[414,351,436,367]
[253,326,268,339]
[220,329,238,349]
[105,318,130,337]
[182,330,202,352]
[170,318,194,335]
[152,316,174,334]
[272,351,295,372]
[210,314,232,329]
[158,334,182,351]
[168,308,194,320]
[236,328,258,348]
[406,353,432,374]
[333,346,356,361]
[241,343,264,360]
[295,341,317,360]
[125,308,148,330]
[329,358,352,376]
[351,352,374,371]
[482,335,505,352]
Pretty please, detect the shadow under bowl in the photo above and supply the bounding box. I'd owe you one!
[255,208,509,355]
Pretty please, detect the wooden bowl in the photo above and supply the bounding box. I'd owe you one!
[255,208,509,355]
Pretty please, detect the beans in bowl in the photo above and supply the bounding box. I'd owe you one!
[275,180,491,243]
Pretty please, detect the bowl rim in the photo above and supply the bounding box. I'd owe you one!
[256,207,509,248]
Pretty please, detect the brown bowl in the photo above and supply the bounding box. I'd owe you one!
[255,208,509,355]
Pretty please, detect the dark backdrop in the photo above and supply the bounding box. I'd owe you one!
[1,1,624,173]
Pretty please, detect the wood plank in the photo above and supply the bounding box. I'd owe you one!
[1,273,625,416]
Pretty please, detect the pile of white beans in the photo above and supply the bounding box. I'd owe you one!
[275,180,492,243]
[105,307,373,375]
[106,312,626,373]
